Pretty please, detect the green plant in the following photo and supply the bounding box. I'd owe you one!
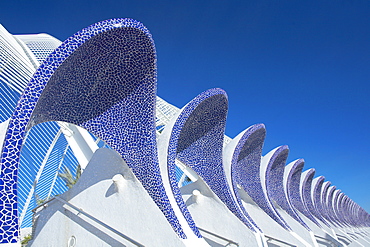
[21,234,32,246]
[58,164,81,189]
[35,194,46,205]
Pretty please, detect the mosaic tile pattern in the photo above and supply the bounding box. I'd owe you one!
[341,194,352,227]
[168,88,257,231]
[288,163,321,228]
[318,181,332,224]
[334,191,348,227]
[333,191,349,227]
[301,169,316,216]
[345,197,355,226]
[335,192,348,226]
[0,18,369,243]
[346,197,359,226]
[343,197,352,226]
[0,18,186,242]
[325,186,338,227]
[326,185,343,227]
[283,160,310,229]
[342,197,353,226]
[339,194,362,227]
[359,206,370,227]
[343,194,354,226]
[341,196,350,226]
[228,124,266,231]
[310,176,331,227]
[298,169,322,227]
[331,189,343,226]
[260,146,292,230]
[229,125,290,231]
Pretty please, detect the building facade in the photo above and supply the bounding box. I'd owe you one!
[0,19,369,246]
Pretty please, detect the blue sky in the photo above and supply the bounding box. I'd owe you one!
[1,1,370,212]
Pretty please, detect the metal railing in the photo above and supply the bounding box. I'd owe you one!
[32,196,145,247]
[198,227,239,246]
[32,197,242,247]
[264,235,296,247]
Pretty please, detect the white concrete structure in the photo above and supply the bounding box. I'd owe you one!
[0,21,369,246]
[30,148,186,247]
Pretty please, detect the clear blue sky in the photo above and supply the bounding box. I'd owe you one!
[1,1,369,212]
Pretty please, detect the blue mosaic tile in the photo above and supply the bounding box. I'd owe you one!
[255,146,292,230]
[0,18,369,243]
[300,169,322,227]
[325,186,339,227]
[283,159,311,230]
[0,18,186,242]
[318,181,332,224]
[335,192,347,226]
[288,163,322,228]
[335,192,351,227]
[330,189,344,227]
[227,124,268,232]
[310,176,331,227]
[167,88,257,232]
[341,195,352,226]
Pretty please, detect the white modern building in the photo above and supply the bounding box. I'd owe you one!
[0,23,192,238]
[0,20,369,246]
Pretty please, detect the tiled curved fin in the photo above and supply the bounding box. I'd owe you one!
[344,196,358,227]
[335,192,348,227]
[340,196,350,226]
[342,197,352,226]
[260,146,292,230]
[0,18,186,242]
[289,164,321,228]
[166,88,257,231]
[310,176,331,227]
[344,197,355,226]
[358,205,370,227]
[318,181,332,225]
[331,189,343,227]
[324,186,338,226]
[224,124,266,232]
[299,168,322,227]
[346,197,357,226]
[283,159,310,229]
[299,169,322,227]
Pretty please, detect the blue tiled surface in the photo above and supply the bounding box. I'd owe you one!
[311,176,331,227]
[264,146,292,230]
[0,18,186,242]
[170,88,257,231]
[231,125,288,230]
[300,169,323,227]
[291,167,322,228]
[325,186,338,227]
[230,124,266,232]
[282,159,310,229]
[318,181,332,225]
[0,18,369,243]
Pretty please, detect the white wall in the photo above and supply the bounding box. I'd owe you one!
[30,148,186,247]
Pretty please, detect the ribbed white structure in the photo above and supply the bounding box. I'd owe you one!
[0,24,204,229]
[156,97,180,132]
[0,25,36,114]
[0,25,80,228]
[14,33,62,64]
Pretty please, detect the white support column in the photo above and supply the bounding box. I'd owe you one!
[57,122,98,169]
